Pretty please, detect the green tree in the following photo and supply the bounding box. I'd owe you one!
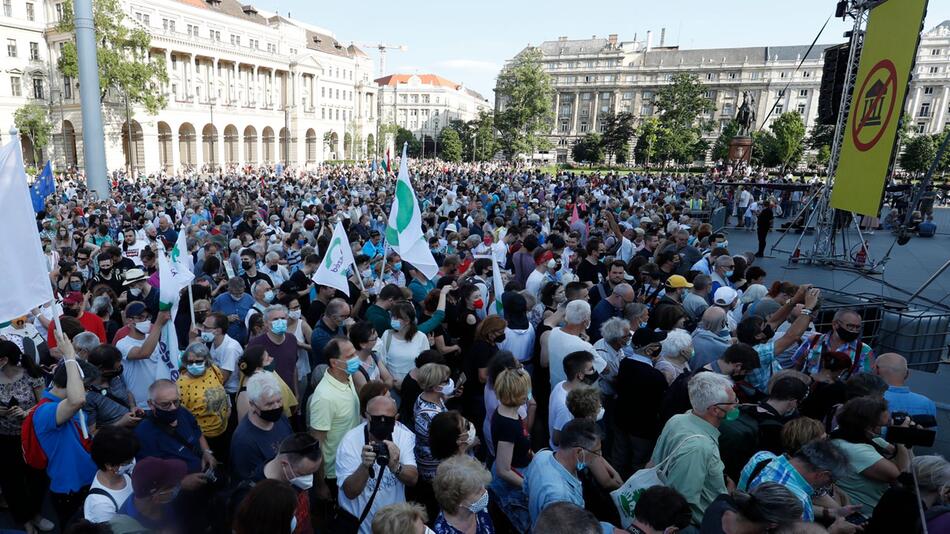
[816,145,832,168]
[806,123,835,151]
[495,48,555,160]
[438,127,463,162]
[471,111,497,161]
[376,123,399,157]
[711,120,740,161]
[769,112,807,173]
[394,127,421,157]
[751,130,781,168]
[635,117,662,166]
[14,103,52,165]
[572,133,604,166]
[600,112,636,164]
[900,135,936,177]
[653,73,715,164]
[57,0,168,114]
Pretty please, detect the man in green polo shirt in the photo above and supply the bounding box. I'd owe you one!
[650,371,736,526]
[308,336,361,493]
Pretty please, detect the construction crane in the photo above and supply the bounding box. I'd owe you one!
[352,42,408,77]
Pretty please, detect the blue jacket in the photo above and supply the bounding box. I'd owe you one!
[212,293,254,344]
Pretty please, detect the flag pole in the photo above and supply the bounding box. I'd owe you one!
[352,263,366,291]
[187,284,196,328]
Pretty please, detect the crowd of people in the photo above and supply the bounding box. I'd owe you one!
[1,160,946,534]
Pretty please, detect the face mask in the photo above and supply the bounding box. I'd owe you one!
[596,407,605,421]
[263,290,275,303]
[186,363,206,376]
[495,333,507,344]
[639,321,648,329]
[581,370,600,385]
[467,490,490,514]
[117,460,135,476]
[271,319,288,335]
[63,307,81,318]
[242,261,253,269]
[723,406,740,422]
[200,331,215,343]
[836,326,860,343]
[472,298,484,309]
[344,357,361,375]
[390,319,402,330]
[546,259,557,270]
[724,270,734,278]
[288,310,301,320]
[129,287,142,297]
[392,262,402,271]
[135,320,152,334]
[69,282,82,291]
[576,451,587,473]
[289,473,313,491]
[466,423,476,445]
[439,378,456,397]
[257,405,284,422]
[152,406,179,425]
[369,415,396,441]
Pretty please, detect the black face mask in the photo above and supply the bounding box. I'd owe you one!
[369,415,396,441]
[101,365,123,380]
[495,333,507,343]
[581,370,600,385]
[836,326,860,343]
[152,406,179,425]
[63,307,80,318]
[257,406,283,422]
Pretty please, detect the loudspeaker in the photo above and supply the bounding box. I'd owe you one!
[818,43,850,126]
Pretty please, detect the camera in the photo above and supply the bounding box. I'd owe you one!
[892,412,908,426]
[371,441,390,467]
[886,425,936,448]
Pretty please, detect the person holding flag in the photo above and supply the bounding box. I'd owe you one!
[29,160,54,213]
[385,143,439,282]
[155,231,195,383]
[312,220,362,297]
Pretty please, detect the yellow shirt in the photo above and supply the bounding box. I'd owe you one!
[178,365,230,438]
[307,372,360,479]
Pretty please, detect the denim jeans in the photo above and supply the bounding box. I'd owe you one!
[489,463,530,533]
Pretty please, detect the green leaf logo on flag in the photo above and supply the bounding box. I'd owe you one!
[170,244,180,264]
[385,180,415,246]
[325,237,341,268]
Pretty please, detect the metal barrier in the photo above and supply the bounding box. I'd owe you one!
[813,288,950,372]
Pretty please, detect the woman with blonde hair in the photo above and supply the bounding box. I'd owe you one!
[432,455,495,533]
[489,367,534,532]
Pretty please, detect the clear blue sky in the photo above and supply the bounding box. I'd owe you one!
[256,0,949,102]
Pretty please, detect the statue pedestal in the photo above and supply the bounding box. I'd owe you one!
[728,136,753,164]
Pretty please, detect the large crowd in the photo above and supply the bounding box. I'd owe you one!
[1,160,946,534]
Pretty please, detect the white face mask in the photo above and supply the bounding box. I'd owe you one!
[596,407,605,421]
[117,459,135,476]
[135,320,151,334]
[290,472,313,490]
[439,378,455,397]
[466,422,476,446]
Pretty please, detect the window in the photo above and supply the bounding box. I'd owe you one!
[559,120,569,133]
[2,0,10,17]
[622,91,633,100]
[932,48,941,55]
[6,39,16,57]
[212,30,220,41]
[706,72,715,80]
[54,2,63,20]
[640,106,652,116]
[321,87,325,98]
[777,89,785,97]
[797,103,806,115]
[186,24,198,37]
[63,76,72,99]
[584,75,592,83]
[799,89,808,97]
[32,78,43,99]
[917,122,927,133]
[600,92,611,99]
[10,76,20,97]
[920,102,931,117]
[335,109,339,120]
[321,108,325,119]
[581,92,591,100]
[579,122,588,132]
[162,18,175,32]
[929,66,939,74]
[580,108,588,117]
[728,72,737,79]
[750,72,760,80]
[802,71,811,78]
[924,86,934,95]
[25,2,33,20]
[410,94,418,103]
[722,103,734,116]
[775,104,784,114]
[29,42,38,60]
[600,105,609,113]
[421,94,430,104]
[780,71,787,78]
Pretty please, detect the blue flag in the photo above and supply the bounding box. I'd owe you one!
[29,161,53,213]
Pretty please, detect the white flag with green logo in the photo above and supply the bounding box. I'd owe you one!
[385,143,438,279]
[156,240,193,382]
[312,220,356,296]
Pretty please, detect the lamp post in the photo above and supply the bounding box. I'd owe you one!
[209,97,216,175]
[73,0,108,197]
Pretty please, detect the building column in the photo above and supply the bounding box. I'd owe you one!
[193,56,200,100]
[268,69,275,107]
[553,92,561,134]
[170,127,180,173]
[592,92,600,131]
[571,93,579,134]
[252,66,259,106]
[212,58,219,102]
[935,86,950,130]
[164,50,172,94]
[142,120,160,172]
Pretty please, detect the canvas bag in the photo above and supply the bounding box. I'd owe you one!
[610,434,708,528]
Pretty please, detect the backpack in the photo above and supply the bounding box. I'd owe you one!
[21,397,91,470]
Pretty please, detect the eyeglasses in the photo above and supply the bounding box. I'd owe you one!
[582,447,603,457]
[153,399,181,410]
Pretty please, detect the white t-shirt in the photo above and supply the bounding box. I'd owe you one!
[548,381,573,450]
[739,189,752,208]
[377,330,430,381]
[122,241,148,266]
[117,334,166,408]
[210,335,243,393]
[336,422,417,534]
[499,326,536,363]
[617,236,635,264]
[84,472,133,523]
[547,328,597,388]
[525,269,546,300]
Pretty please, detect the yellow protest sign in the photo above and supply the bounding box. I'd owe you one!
[831,0,928,216]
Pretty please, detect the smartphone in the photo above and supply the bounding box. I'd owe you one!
[456,372,467,388]
[845,512,868,526]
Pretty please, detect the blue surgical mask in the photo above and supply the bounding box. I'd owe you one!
[186,363,206,376]
[725,270,734,277]
[290,516,297,533]
[466,491,490,514]
[200,331,215,343]
[271,319,288,335]
[392,262,402,271]
[390,319,402,330]
[264,290,275,303]
[344,357,361,375]
[639,321,648,329]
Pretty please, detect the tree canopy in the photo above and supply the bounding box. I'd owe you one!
[495,48,554,160]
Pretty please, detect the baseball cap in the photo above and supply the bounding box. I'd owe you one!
[125,302,147,318]
[713,287,739,306]
[445,223,458,233]
[666,275,693,289]
[63,292,83,305]
[131,457,187,498]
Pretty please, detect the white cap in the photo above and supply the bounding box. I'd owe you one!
[713,287,739,306]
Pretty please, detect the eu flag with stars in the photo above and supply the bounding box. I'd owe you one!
[29,161,53,213]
